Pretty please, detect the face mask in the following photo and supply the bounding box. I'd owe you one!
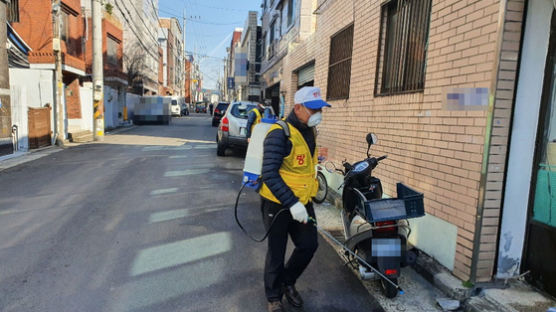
[304,106,322,127]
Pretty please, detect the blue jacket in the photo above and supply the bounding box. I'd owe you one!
[245,107,263,139]
[261,110,316,209]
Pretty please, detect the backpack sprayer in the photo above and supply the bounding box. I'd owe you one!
[234,113,404,294]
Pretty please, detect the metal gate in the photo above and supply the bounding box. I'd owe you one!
[28,107,51,149]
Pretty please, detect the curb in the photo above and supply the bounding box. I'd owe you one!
[411,252,473,302]
[0,145,63,171]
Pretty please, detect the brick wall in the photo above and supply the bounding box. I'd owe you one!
[13,0,85,71]
[12,0,54,57]
[281,0,510,281]
[65,78,81,119]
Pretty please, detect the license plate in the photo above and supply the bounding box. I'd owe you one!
[240,127,246,136]
[372,238,401,257]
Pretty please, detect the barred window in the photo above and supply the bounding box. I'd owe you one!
[375,0,432,96]
[7,0,19,23]
[327,24,354,101]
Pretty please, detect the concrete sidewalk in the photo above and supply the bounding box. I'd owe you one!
[314,201,447,312]
[0,146,63,171]
[314,200,556,312]
[0,124,136,172]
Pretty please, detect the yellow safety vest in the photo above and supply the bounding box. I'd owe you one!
[259,122,318,205]
[250,108,262,134]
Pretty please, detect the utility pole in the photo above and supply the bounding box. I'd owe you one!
[92,0,104,140]
[0,0,13,154]
[52,0,65,145]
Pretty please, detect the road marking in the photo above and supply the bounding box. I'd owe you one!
[130,231,232,276]
[150,188,179,196]
[168,154,210,159]
[104,213,124,232]
[193,145,216,149]
[164,169,209,177]
[142,146,192,151]
[149,209,190,223]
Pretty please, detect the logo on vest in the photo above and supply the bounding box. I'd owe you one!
[296,154,306,166]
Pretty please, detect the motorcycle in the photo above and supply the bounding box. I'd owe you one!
[325,133,424,298]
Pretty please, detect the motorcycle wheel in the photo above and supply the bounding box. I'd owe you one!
[381,277,399,298]
[314,172,328,204]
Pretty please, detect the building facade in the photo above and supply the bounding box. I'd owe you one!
[277,0,556,296]
[11,0,87,143]
[236,11,263,102]
[159,18,184,96]
[224,28,243,102]
[108,0,160,95]
[260,0,316,115]
[82,9,127,130]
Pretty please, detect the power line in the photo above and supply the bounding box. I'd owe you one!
[178,2,247,12]
[158,8,242,25]
[185,51,224,60]
[121,0,158,44]
[113,1,159,61]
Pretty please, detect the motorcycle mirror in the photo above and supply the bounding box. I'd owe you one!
[366,133,378,145]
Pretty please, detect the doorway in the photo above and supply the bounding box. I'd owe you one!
[265,82,280,117]
[523,9,556,298]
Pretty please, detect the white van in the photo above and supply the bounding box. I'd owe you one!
[170,97,183,117]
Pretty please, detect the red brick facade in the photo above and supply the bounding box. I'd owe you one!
[185,60,191,103]
[280,0,526,282]
[83,13,125,82]
[65,78,81,118]
[159,47,164,95]
[12,0,85,72]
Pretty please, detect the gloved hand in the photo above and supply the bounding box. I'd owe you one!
[290,202,308,224]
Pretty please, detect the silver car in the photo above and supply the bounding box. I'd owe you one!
[216,101,257,156]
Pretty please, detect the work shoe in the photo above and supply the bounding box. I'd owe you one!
[267,300,284,312]
[283,284,303,308]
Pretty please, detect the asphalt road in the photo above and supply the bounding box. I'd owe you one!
[0,114,383,312]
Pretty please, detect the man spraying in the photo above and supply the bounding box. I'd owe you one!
[258,87,331,312]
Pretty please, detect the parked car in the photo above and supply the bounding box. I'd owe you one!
[181,104,189,116]
[216,101,257,156]
[212,102,229,127]
[195,103,207,113]
[170,98,181,117]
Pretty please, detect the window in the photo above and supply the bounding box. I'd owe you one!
[287,0,295,27]
[269,21,275,42]
[375,0,432,96]
[7,0,19,23]
[281,2,288,35]
[107,36,119,66]
[60,11,69,42]
[327,24,354,100]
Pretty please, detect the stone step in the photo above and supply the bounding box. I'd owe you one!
[69,130,94,143]
[72,135,93,143]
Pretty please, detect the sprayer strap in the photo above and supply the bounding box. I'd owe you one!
[276,120,290,137]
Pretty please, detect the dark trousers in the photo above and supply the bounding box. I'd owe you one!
[261,198,318,302]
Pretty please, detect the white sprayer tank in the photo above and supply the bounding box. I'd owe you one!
[243,119,276,188]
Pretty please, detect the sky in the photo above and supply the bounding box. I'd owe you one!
[158,0,262,90]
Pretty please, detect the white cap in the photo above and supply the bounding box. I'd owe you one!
[294,87,331,109]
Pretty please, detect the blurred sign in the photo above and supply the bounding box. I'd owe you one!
[227,77,235,90]
[444,88,489,111]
